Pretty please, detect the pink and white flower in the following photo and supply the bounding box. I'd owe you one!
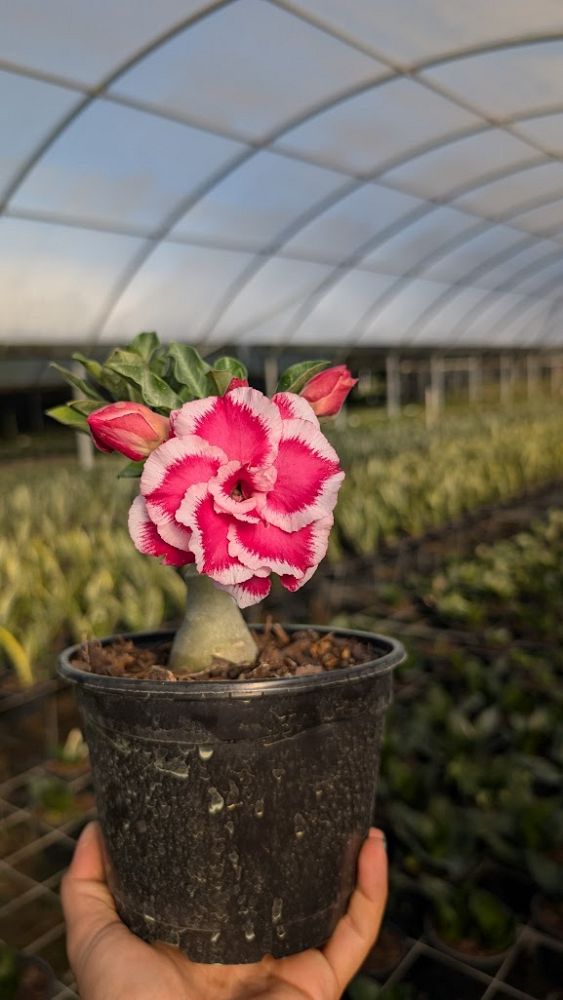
[128,386,344,607]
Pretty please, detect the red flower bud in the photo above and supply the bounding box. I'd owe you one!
[87,402,170,461]
[226,377,249,392]
[300,366,357,417]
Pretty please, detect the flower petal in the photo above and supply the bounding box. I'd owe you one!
[141,435,225,527]
[214,575,272,609]
[272,392,320,427]
[171,388,282,467]
[128,495,192,567]
[208,460,278,524]
[228,515,333,579]
[177,483,256,585]
[261,418,344,531]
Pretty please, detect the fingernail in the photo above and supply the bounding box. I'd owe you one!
[369,828,387,849]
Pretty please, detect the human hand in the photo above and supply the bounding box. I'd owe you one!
[62,821,387,1000]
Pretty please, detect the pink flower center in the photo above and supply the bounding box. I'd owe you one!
[231,479,249,502]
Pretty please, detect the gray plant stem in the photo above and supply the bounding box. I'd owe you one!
[169,572,257,673]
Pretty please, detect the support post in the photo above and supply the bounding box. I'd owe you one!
[385,353,400,418]
[430,354,445,415]
[71,361,94,470]
[263,355,279,398]
[526,354,540,399]
[468,356,483,405]
[499,355,515,403]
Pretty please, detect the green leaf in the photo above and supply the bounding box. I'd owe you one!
[74,348,141,400]
[212,356,248,379]
[117,460,145,479]
[106,352,180,411]
[50,363,105,401]
[68,399,103,416]
[46,404,90,431]
[276,360,331,395]
[71,352,104,383]
[165,343,210,399]
[207,369,233,396]
[128,331,160,362]
[207,356,248,395]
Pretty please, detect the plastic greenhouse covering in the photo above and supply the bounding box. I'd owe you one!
[2,0,563,367]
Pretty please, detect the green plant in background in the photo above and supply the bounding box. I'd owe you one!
[0,461,186,682]
[423,878,516,954]
[328,401,563,557]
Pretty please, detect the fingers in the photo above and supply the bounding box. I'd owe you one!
[61,822,126,974]
[322,828,388,993]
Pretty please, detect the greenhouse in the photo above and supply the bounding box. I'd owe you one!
[2,2,563,998]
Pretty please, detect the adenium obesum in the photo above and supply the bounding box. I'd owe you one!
[300,365,358,417]
[88,402,170,461]
[128,387,344,607]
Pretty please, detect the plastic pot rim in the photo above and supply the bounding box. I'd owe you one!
[58,623,405,700]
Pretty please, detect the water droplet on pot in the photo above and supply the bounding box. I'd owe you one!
[210,930,221,943]
[272,898,283,924]
[244,923,256,942]
[229,850,239,867]
[226,779,241,810]
[208,787,224,814]
[198,746,214,761]
[294,813,306,839]
[272,768,284,782]
[254,799,264,818]
[225,820,235,836]
[315,787,323,800]
[276,924,286,940]
[155,758,190,779]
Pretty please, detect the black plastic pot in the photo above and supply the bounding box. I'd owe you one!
[59,625,403,964]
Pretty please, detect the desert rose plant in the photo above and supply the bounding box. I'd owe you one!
[49,334,356,671]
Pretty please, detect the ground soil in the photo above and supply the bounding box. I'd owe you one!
[71,622,379,682]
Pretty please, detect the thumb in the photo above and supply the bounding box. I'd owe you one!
[61,822,127,972]
[322,828,388,993]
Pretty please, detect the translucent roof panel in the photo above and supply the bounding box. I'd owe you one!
[0,0,203,87]
[381,130,541,200]
[364,208,481,274]
[454,162,563,217]
[102,244,256,344]
[211,258,332,341]
[284,184,424,261]
[514,113,563,157]
[11,102,246,231]
[290,0,563,66]
[276,79,481,174]
[516,258,563,295]
[510,199,563,237]
[411,286,493,345]
[288,271,398,344]
[171,151,346,250]
[4,3,563,353]
[0,217,143,342]
[478,241,563,290]
[0,69,80,203]
[423,41,563,120]
[111,0,383,142]
[362,278,452,344]
[421,226,528,286]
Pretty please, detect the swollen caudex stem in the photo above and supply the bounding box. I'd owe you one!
[169,567,257,673]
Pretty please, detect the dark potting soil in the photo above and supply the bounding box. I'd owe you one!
[71,623,378,682]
